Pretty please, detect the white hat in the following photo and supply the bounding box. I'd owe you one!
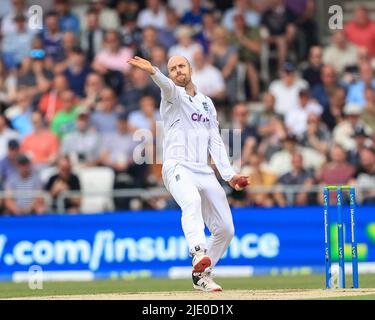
[343,103,362,116]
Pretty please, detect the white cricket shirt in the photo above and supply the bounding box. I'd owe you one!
[151,67,236,181]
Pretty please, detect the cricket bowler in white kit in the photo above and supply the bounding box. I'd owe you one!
[128,56,248,292]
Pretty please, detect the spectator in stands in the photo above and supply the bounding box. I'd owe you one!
[99,112,146,209]
[120,67,160,113]
[209,25,240,105]
[269,62,308,116]
[168,25,203,65]
[240,153,276,207]
[300,112,331,156]
[51,89,79,140]
[333,103,373,152]
[61,107,100,168]
[0,58,18,108]
[361,86,375,131]
[302,46,323,88]
[168,0,191,18]
[312,64,340,114]
[268,133,324,178]
[45,155,81,213]
[317,143,356,194]
[191,48,226,102]
[5,87,33,139]
[273,152,315,207]
[0,139,20,184]
[42,11,64,63]
[323,30,358,76]
[180,0,209,31]
[322,86,346,131]
[157,6,178,50]
[344,5,375,58]
[1,0,28,35]
[79,72,105,110]
[0,114,19,160]
[62,46,91,98]
[137,0,167,30]
[53,31,80,72]
[222,0,260,32]
[150,45,168,75]
[38,74,69,125]
[260,0,297,70]
[128,95,161,133]
[4,154,45,216]
[231,13,261,101]
[285,88,323,138]
[346,61,375,108]
[91,87,122,133]
[348,126,373,166]
[2,13,35,70]
[89,0,120,31]
[21,112,59,170]
[80,9,105,63]
[119,12,142,52]
[137,26,160,61]
[354,146,375,204]
[229,103,258,169]
[54,0,80,34]
[195,11,218,54]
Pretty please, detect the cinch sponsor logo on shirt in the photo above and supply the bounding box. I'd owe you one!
[191,113,210,122]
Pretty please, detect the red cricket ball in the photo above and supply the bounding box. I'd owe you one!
[237,176,249,188]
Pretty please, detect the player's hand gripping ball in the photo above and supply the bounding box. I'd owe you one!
[236,176,249,190]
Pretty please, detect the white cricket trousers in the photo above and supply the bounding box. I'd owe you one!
[162,162,235,268]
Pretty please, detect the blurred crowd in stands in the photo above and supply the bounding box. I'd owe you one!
[0,0,374,215]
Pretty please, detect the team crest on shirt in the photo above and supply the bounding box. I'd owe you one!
[202,102,208,111]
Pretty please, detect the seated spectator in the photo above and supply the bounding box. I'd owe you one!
[344,5,375,58]
[230,13,261,100]
[222,0,260,32]
[0,114,19,160]
[136,26,160,61]
[150,45,168,75]
[53,31,80,72]
[347,126,374,166]
[0,139,21,184]
[361,86,375,131]
[61,107,101,168]
[128,95,161,133]
[51,89,80,140]
[119,67,160,113]
[195,11,218,54]
[273,152,315,207]
[89,0,120,31]
[317,144,356,201]
[229,103,258,169]
[267,133,325,177]
[92,30,133,93]
[79,72,105,110]
[322,86,346,131]
[1,0,28,35]
[180,0,209,31]
[45,155,81,213]
[119,12,142,52]
[80,9,105,63]
[157,6,178,50]
[191,49,226,102]
[21,112,59,170]
[323,30,358,75]
[209,25,240,105]
[260,0,297,70]
[269,62,308,116]
[346,61,375,108]
[62,46,91,98]
[333,103,373,152]
[2,13,35,70]
[354,147,375,204]
[91,87,123,134]
[4,87,33,139]
[301,46,323,88]
[54,0,80,34]
[41,11,64,63]
[0,57,18,107]
[99,113,147,209]
[4,154,45,216]
[136,0,167,30]
[38,74,69,124]
[285,88,323,138]
[168,25,203,65]
[300,113,331,156]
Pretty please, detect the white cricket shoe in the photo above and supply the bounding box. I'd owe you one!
[192,271,222,292]
[192,249,211,273]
